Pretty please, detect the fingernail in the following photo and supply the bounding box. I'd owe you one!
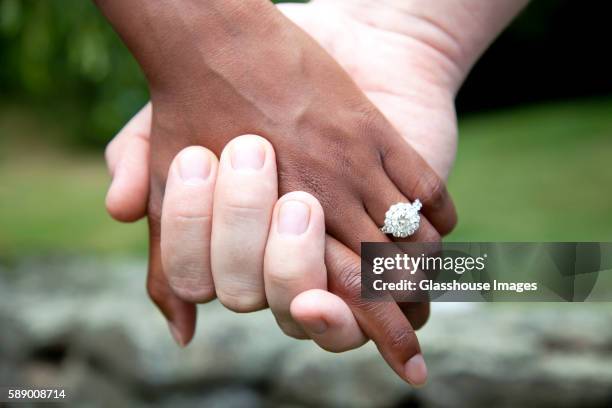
[168,321,186,347]
[301,318,328,335]
[404,354,428,387]
[278,200,310,235]
[231,139,265,170]
[179,148,211,183]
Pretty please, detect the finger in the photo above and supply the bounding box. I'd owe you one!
[290,289,368,352]
[327,186,434,317]
[326,236,428,386]
[362,172,438,316]
[107,103,196,345]
[211,135,278,312]
[264,192,326,338]
[105,103,152,222]
[399,301,430,331]
[105,102,151,175]
[161,146,218,303]
[364,171,441,244]
[148,185,197,347]
[325,199,392,255]
[382,137,457,236]
[105,136,150,222]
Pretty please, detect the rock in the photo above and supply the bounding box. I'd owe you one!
[2,258,612,407]
[159,387,264,408]
[0,257,292,384]
[273,341,412,408]
[417,304,612,408]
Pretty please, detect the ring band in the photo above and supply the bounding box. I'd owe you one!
[381,199,422,238]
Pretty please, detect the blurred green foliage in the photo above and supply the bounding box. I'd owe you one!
[0,0,304,147]
[0,0,585,147]
[0,0,610,258]
[0,0,148,145]
[1,97,611,257]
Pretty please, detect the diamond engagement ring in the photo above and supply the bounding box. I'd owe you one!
[381,200,422,238]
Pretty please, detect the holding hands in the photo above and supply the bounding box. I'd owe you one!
[106,126,427,385]
[97,0,527,387]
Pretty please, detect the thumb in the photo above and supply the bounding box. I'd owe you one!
[105,103,151,222]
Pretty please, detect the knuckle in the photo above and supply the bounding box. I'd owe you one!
[218,199,270,229]
[321,344,352,354]
[165,200,213,225]
[162,250,215,303]
[332,257,363,306]
[173,211,212,223]
[418,173,447,210]
[217,290,266,313]
[265,261,312,289]
[222,200,268,218]
[356,104,389,140]
[265,270,299,289]
[386,324,417,352]
[278,322,308,340]
[318,340,362,354]
[170,279,215,304]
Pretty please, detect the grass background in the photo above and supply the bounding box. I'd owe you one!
[1,97,612,259]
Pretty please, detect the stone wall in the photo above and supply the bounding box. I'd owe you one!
[1,258,611,407]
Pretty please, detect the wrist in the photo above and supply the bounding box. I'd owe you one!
[95,0,280,91]
[316,0,467,92]
[317,0,527,91]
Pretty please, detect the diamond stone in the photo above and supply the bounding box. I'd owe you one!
[381,200,422,238]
